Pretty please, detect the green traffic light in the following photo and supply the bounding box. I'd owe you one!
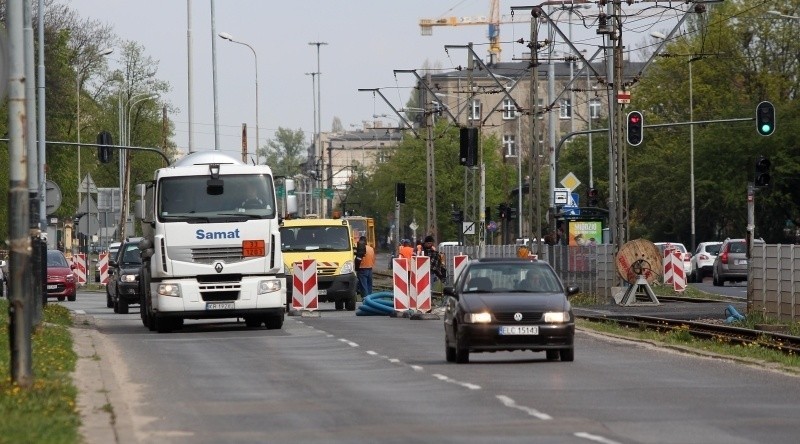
[761,124,772,134]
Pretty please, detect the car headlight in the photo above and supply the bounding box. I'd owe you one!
[121,274,137,283]
[341,260,355,274]
[65,274,75,283]
[464,312,492,323]
[157,283,181,297]
[544,311,570,323]
[258,279,282,294]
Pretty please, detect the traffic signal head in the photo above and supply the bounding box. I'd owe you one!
[626,111,643,146]
[587,188,600,207]
[754,155,771,187]
[756,101,775,136]
[97,131,113,164]
[497,203,507,219]
[395,182,406,203]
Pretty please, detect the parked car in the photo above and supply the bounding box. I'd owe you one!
[443,257,579,364]
[653,242,692,277]
[689,241,722,282]
[106,238,143,314]
[46,250,77,302]
[712,238,764,286]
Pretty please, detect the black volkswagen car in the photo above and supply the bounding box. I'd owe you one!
[443,258,579,364]
[107,238,143,314]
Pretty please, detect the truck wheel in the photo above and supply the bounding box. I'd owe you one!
[345,298,356,311]
[265,315,284,330]
[244,316,263,328]
[334,299,344,310]
[106,291,113,308]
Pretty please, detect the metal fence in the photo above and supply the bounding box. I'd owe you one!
[439,244,618,302]
[750,244,800,322]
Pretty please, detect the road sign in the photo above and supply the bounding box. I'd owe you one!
[78,174,99,194]
[462,221,475,235]
[78,195,99,214]
[617,90,631,104]
[45,180,62,215]
[77,215,100,237]
[562,206,580,216]
[409,221,418,231]
[560,172,581,192]
[554,188,569,205]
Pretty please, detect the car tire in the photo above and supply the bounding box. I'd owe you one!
[57,296,65,302]
[712,271,722,287]
[445,337,456,363]
[118,297,129,315]
[559,348,575,362]
[546,350,560,361]
[455,329,470,364]
[687,270,695,283]
[68,293,76,302]
[244,316,263,328]
[265,315,284,330]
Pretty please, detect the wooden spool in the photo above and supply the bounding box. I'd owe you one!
[615,239,662,284]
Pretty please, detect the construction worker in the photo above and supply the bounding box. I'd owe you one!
[356,236,375,299]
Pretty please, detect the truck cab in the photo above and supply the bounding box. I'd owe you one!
[280,217,358,311]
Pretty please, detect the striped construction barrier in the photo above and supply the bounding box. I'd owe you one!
[98,253,109,285]
[414,256,431,313]
[292,259,318,311]
[392,257,410,311]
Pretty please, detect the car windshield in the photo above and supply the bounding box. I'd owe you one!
[280,226,352,252]
[158,174,276,221]
[460,263,562,294]
[706,244,721,255]
[47,251,69,268]
[120,245,142,265]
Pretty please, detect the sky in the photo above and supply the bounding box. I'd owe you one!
[65,0,683,157]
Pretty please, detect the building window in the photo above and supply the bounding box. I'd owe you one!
[589,99,601,119]
[502,99,517,120]
[469,99,482,121]
[503,134,516,157]
[559,99,571,119]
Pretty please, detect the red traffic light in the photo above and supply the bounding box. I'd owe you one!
[626,111,644,146]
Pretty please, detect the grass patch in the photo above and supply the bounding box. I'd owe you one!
[578,318,800,371]
[0,299,80,444]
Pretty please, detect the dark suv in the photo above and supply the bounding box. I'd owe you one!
[712,238,764,286]
[107,238,144,314]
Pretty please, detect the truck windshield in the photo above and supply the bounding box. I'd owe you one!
[280,226,351,252]
[158,174,276,221]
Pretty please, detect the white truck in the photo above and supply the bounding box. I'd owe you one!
[135,151,285,333]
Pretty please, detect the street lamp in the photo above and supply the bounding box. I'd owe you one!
[76,47,113,213]
[219,32,260,153]
[309,41,327,215]
[651,31,700,252]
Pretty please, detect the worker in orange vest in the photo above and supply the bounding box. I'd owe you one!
[356,236,375,299]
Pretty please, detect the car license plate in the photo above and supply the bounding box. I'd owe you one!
[318,289,327,295]
[499,326,539,335]
[206,302,234,310]
[736,259,748,265]
[46,284,57,290]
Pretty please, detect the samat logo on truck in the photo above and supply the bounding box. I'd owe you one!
[280,217,357,311]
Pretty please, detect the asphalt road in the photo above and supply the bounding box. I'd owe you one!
[65,289,800,444]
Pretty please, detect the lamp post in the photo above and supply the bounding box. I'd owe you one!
[309,41,327,215]
[219,32,260,153]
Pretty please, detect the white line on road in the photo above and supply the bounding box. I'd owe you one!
[574,432,621,444]
[432,373,481,390]
[496,395,552,420]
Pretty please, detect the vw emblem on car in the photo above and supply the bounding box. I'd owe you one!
[514,312,523,322]
[214,262,224,273]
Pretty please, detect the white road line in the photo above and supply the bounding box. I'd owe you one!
[410,365,424,371]
[432,373,482,390]
[74,310,86,314]
[337,338,359,347]
[496,395,552,420]
[574,432,621,444]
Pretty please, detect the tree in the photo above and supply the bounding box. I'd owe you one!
[260,127,307,178]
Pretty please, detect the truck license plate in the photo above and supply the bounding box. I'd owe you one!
[206,302,235,310]
[499,326,539,335]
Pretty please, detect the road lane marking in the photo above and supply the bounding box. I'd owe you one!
[574,432,621,444]
[432,373,481,390]
[496,395,552,420]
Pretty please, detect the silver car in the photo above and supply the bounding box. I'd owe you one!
[712,238,764,286]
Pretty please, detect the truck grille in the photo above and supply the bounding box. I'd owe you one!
[165,246,247,264]
[199,282,241,302]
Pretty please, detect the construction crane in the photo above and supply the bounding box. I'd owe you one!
[419,0,517,63]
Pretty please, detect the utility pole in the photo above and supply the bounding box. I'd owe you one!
[529,10,542,254]
[612,0,627,251]
[424,72,437,239]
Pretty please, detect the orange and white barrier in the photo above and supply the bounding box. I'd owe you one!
[98,253,109,285]
[662,249,686,292]
[453,254,469,284]
[292,259,318,311]
[414,256,431,312]
[72,253,87,285]
[392,257,411,311]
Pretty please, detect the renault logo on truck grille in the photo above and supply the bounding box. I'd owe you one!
[214,262,224,273]
[514,312,523,321]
